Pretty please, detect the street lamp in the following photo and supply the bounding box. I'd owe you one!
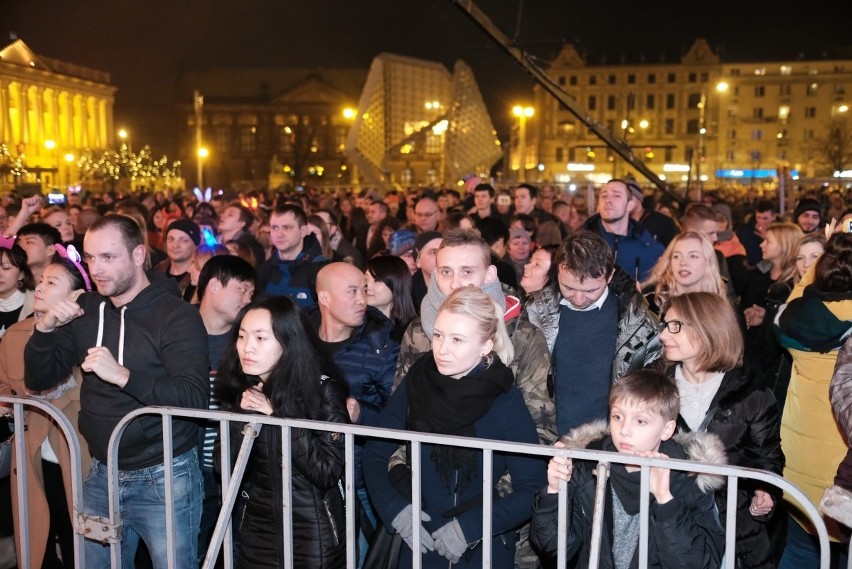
[197,146,209,189]
[694,81,729,198]
[512,105,534,182]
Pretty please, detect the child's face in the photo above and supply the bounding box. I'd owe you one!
[609,399,676,455]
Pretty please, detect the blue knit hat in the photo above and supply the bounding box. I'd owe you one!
[389,229,417,256]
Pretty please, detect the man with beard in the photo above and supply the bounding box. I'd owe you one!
[583,178,664,281]
[25,214,209,568]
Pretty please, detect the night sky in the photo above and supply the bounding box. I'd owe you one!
[6,0,852,156]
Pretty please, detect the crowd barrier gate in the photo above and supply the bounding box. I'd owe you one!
[0,396,834,569]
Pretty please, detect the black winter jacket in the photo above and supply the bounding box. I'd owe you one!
[234,377,349,569]
[669,366,785,568]
[530,421,726,569]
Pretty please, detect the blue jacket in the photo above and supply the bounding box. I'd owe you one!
[363,368,546,568]
[584,214,664,282]
[311,306,399,486]
[257,233,328,309]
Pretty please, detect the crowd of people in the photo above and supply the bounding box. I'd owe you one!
[0,177,850,569]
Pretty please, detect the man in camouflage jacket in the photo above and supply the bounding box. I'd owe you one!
[393,229,557,446]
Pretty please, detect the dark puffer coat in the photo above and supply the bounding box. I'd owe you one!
[669,366,785,568]
[235,377,349,569]
[530,420,727,569]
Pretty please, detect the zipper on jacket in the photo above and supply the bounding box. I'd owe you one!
[324,496,340,545]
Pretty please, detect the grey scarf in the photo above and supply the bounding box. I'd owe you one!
[420,272,506,337]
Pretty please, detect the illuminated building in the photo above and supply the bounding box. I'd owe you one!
[522,39,852,190]
[0,39,116,192]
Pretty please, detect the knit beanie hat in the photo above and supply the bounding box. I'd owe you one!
[389,229,417,256]
[166,218,202,246]
[793,198,822,222]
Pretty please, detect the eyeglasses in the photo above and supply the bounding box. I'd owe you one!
[661,319,689,334]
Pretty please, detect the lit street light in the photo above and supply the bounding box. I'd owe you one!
[512,105,534,182]
[197,146,209,189]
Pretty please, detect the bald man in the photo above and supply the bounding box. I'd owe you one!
[309,262,400,563]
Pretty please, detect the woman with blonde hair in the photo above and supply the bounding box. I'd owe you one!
[641,231,727,315]
[363,287,545,568]
[740,222,804,386]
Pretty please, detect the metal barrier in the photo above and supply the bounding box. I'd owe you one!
[1,397,834,569]
[0,395,86,569]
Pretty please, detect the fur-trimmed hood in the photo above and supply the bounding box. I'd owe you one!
[559,419,727,493]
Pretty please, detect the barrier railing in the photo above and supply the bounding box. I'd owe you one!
[1,397,833,569]
[0,394,87,569]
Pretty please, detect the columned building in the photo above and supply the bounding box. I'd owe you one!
[516,39,852,192]
[0,39,117,191]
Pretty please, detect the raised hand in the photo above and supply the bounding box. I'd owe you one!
[240,386,273,416]
[35,289,85,333]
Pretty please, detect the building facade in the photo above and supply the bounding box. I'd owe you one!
[0,39,116,192]
[175,69,367,192]
[513,39,852,191]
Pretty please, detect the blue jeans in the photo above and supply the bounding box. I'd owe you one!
[83,449,203,569]
[357,486,377,568]
[778,516,849,569]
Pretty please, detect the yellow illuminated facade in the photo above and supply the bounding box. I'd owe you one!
[521,39,852,189]
[0,39,116,190]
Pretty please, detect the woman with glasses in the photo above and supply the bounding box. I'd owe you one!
[659,291,784,568]
[641,232,728,315]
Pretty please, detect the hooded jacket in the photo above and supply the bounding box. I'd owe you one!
[526,266,663,386]
[530,420,726,569]
[24,271,210,470]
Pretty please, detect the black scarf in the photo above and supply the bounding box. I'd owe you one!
[406,352,514,492]
[604,437,686,515]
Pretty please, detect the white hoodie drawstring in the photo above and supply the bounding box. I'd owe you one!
[117,306,126,366]
[95,302,105,348]
[94,301,127,366]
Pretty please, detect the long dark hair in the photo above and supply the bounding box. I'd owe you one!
[0,246,35,291]
[215,296,325,419]
[814,232,852,294]
[366,255,416,329]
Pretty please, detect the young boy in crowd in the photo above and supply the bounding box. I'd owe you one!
[530,370,726,568]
